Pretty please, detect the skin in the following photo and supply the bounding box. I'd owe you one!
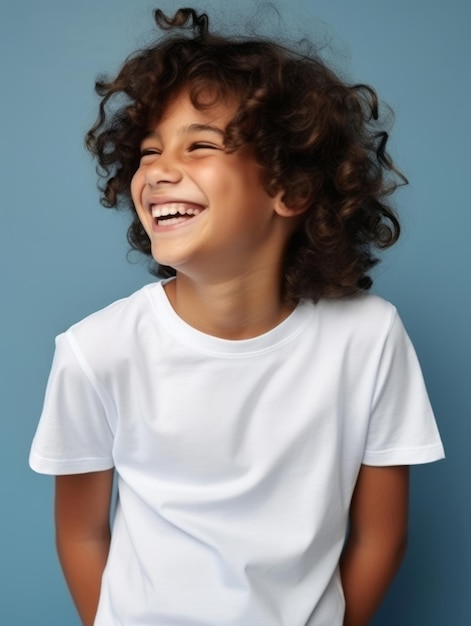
[55,90,409,625]
[341,465,409,626]
[55,470,114,626]
[130,90,305,338]
[55,467,408,626]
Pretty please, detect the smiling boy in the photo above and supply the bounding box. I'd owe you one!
[30,8,444,626]
[133,91,303,338]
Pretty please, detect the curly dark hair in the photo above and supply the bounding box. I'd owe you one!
[86,7,406,303]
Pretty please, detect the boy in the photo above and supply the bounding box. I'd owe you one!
[30,8,444,626]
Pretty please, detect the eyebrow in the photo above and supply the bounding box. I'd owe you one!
[186,123,225,137]
[143,123,225,141]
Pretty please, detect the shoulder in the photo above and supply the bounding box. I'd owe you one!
[298,293,409,369]
[68,282,159,336]
[313,292,398,336]
[58,283,163,367]
[287,294,404,372]
[318,292,395,314]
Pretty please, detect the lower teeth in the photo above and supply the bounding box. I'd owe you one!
[157,216,191,226]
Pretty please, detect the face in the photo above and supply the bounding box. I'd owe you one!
[131,90,293,282]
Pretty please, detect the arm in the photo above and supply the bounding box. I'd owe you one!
[340,464,409,626]
[55,469,114,626]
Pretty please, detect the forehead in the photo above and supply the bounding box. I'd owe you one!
[156,88,239,130]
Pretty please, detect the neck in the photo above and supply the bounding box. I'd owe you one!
[164,268,294,340]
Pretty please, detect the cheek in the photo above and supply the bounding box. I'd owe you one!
[130,171,151,233]
[130,171,141,206]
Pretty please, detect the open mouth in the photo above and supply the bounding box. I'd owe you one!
[151,203,204,227]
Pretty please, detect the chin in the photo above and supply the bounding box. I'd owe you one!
[152,252,187,274]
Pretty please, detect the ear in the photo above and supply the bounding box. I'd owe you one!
[272,191,308,218]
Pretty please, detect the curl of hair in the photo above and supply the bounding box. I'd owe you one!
[86,7,406,303]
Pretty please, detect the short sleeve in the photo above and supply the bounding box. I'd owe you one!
[362,310,445,466]
[29,332,115,475]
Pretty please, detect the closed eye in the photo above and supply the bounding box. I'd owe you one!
[140,148,161,157]
[189,142,221,151]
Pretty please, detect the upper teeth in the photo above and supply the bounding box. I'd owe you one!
[151,203,202,218]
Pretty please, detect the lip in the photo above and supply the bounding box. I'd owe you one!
[145,196,206,212]
[144,196,208,234]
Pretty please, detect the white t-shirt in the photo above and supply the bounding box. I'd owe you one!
[30,281,444,626]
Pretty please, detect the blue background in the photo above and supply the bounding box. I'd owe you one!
[1,1,469,624]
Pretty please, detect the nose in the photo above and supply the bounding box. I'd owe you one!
[144,150,183,186]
